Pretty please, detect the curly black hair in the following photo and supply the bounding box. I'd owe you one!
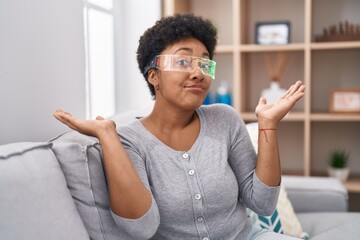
[136,13,218,97]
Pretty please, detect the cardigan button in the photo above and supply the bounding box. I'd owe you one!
[182,153,189,159]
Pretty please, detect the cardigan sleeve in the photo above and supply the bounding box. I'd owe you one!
[110,196,160,239]
[109,131,160,239]
[218,105,280,216]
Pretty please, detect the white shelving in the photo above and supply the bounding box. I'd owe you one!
[163,0,360,192]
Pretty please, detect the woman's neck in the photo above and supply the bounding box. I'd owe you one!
[147,101,197,131]
[140,101,200,151]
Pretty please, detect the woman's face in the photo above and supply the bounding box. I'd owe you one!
[151,38,212,111]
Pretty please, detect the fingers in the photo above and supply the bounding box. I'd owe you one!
[283,81,300,98]
[292,88,305,102]
[53,110,72,121]
[53,109,78,130]
[55,109,73,117]
[290,81,305,102]
[283,81,305,102]
[53,109,74,126]
[258,97,267,106]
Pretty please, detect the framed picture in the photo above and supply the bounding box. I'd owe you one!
[329,89,360,113]
[255,21,291,45]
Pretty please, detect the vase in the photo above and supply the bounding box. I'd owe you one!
[261,81,286,104]
[327,167,350,182]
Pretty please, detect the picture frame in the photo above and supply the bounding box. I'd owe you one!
[329,89,360,113]
[255,21,291,45]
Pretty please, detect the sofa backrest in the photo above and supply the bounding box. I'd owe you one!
[50,130,135,240]
[0,142,89,240]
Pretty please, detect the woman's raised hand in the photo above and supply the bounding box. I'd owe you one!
[255,80,305,128]
[53,109,116,139]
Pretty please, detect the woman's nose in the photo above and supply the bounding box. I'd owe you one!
[190,65,205,80]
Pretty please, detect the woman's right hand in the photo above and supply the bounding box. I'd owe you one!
[53,109,116,139]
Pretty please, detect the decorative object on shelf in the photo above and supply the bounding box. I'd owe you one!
[315,20,360,42]
[261,52,288,104]
[327,149,350,182]
[255,21,291,45]
[215,80,232,106]
[202,93,213,105]
[329,89,360,113]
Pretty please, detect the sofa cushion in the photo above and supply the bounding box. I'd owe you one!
[297,212,360,240]
[0,142,89,240]
[247,185,309,239]
[50,131,133,240]
[282,175,348,213]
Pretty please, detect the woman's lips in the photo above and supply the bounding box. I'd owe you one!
[185,85,206,91]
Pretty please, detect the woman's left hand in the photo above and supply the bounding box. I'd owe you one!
[255,80,305,128]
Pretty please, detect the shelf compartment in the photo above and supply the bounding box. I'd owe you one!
[310,122,360,177]
[311,49,360,113]
[241,51,305,113]
[211,53,234,97]
[312,0,360,43]
[190,0,234,45]
[240,43,305,52]
[278,122,305,175]
[244,0,305,44]
[166,0,234,45]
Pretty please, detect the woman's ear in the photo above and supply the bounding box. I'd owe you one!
[147,69,158,86]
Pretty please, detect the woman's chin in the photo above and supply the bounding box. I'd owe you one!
[183,99,205,110]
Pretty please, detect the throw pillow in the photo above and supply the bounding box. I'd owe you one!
[50,131,133,240]
[277,185,309,239]
[247,207,283,234]
[247,185,309,239]
[0,142,89,240]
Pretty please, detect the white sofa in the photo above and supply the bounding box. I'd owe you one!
[1,105,359,239]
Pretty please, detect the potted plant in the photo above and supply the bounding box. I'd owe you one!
[328,150,350,182]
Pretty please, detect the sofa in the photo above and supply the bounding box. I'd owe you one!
[1,105,360,240]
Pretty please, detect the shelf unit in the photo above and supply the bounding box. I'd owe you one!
[162,0,360,192]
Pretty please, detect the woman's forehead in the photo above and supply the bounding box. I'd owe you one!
[162,38,209,57]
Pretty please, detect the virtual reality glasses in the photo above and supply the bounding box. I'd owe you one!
[144,54,216,79]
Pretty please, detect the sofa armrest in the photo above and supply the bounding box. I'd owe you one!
[282,175,348,213]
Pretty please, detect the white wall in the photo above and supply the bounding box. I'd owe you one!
[0,0,86,145]
[115,0,160,113]
[0,0,161,145]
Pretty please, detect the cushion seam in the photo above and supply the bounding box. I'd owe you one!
[0,142,52,159]
[86,144,107,240]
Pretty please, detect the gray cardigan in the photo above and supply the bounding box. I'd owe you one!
[112,104,280,240]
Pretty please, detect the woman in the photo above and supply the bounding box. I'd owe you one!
[54,14,304,240]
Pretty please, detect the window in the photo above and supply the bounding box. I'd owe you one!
[83,0,115,119]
